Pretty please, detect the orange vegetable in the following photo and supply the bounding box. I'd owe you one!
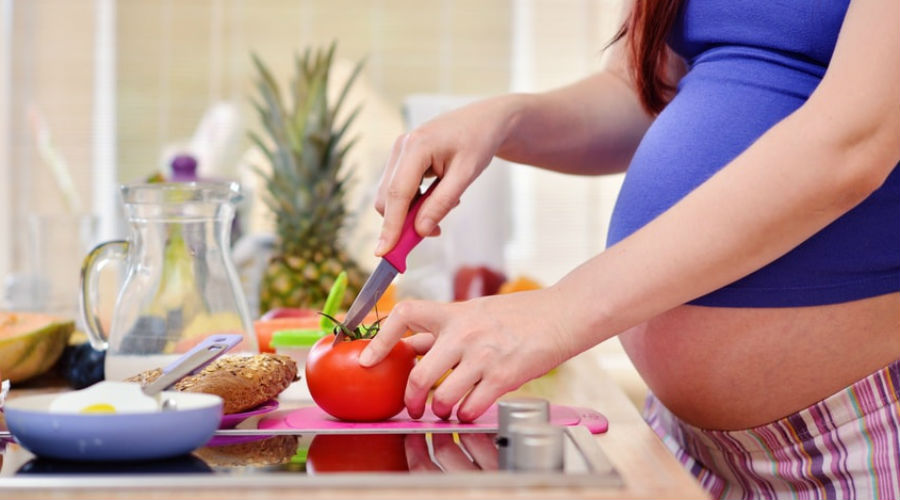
[254,317,322,353]
[375,284,398,313]
[255,311,388,353]
[498,276,542,294]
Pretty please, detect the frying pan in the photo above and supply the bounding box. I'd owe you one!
[4,391,222,461]
[3,335,240,461]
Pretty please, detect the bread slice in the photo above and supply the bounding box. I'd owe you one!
[127,353,298,414]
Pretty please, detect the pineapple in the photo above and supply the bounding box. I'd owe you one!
[250,43,367,312]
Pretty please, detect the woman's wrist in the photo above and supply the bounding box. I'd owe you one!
[538,281,598,363]
[492,92,534,158]
[548,265,620,357]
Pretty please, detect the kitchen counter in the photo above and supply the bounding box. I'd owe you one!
[0,349,709,500]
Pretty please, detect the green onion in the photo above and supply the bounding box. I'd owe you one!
[319,271,347,331]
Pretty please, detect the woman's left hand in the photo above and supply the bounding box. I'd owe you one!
[358,287,573,422]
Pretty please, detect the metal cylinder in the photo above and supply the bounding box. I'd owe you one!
[507,422,565,472]
[496,398,550,470]
[497,398,550,442]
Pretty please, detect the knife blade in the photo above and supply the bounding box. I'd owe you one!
[334,180,440,345]
[340,258,398,337]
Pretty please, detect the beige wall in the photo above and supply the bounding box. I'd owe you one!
[0,0,11,279]
[5,1,96,272]
[2,0,519,274]
[2,0,628,286]
[115,0,514,184]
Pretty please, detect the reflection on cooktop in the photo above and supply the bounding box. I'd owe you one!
[18,454,213,475]
[4,429,622,490]
[302,433,500,474]
[14,433,504,475]
[195,435,301,469]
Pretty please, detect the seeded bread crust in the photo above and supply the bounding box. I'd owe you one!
[126,353,298,414]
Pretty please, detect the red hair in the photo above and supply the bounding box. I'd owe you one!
[614,0,684,114]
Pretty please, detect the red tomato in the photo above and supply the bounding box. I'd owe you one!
[305,434,409,473]
[305,335,416,422]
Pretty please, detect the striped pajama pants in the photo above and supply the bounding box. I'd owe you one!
[646,359,900,499]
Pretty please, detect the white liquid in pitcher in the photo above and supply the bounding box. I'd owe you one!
[105,354,183,381]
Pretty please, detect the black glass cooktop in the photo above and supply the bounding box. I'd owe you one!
[0,429,621,490]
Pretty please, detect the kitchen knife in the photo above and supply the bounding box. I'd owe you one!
[335,180,440,345]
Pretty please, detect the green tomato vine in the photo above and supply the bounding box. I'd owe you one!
[317,312,384,340]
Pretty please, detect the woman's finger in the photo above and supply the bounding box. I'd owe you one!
[376,136,432,256]
[432,433,479,472]
[405,342,462,420]
[403,434,440,472]
[412,166,468,237]
[401,332,436,355]
[359,300,445,366]
[374,135,406,216]
[429,362,482,420]
[459,433,499,471]
[455,377,506,423]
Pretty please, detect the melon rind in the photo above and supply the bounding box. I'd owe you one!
[0,314,75,383]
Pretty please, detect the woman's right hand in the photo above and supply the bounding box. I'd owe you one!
[374,95,523,256]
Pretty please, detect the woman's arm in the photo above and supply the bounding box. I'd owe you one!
[363,0,898,421]
[374,35,674,254]
[494,42,678,175]
[556,0,900,354]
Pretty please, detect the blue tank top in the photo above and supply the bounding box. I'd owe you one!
[606,0,900,307]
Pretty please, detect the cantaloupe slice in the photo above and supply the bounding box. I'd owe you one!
[0,312,74,383]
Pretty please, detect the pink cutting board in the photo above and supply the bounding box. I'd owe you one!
[257,404,608,434]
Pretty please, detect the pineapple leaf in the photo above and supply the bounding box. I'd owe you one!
[251,53,283,104]
[336,104,363,135]
[290,53,311,147]
[331,57,366,123]
[248,44,367,305]
[326,105,363,164]
[254,81,301,174]
[247,132,275,166]
[335,136,361,167]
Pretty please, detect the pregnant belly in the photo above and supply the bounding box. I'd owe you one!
[608,52,823,249]
[619,292,900,430]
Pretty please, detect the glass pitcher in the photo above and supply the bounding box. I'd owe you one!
[80,182,258,381]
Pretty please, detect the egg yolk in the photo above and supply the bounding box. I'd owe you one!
[80,403,117,414]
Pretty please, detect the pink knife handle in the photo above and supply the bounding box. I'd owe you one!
[383,180,440,273]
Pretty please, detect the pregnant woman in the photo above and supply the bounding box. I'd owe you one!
[361,0,899,497]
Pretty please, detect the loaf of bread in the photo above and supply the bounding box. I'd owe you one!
[127,353,298,414]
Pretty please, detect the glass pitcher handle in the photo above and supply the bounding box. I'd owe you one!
[80,240,129,351]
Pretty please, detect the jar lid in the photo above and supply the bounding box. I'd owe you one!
[271,329,325,347]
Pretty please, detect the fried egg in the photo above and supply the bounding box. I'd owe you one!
[48,381,160,414]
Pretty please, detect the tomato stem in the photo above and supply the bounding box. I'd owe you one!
[317,312,383,341]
